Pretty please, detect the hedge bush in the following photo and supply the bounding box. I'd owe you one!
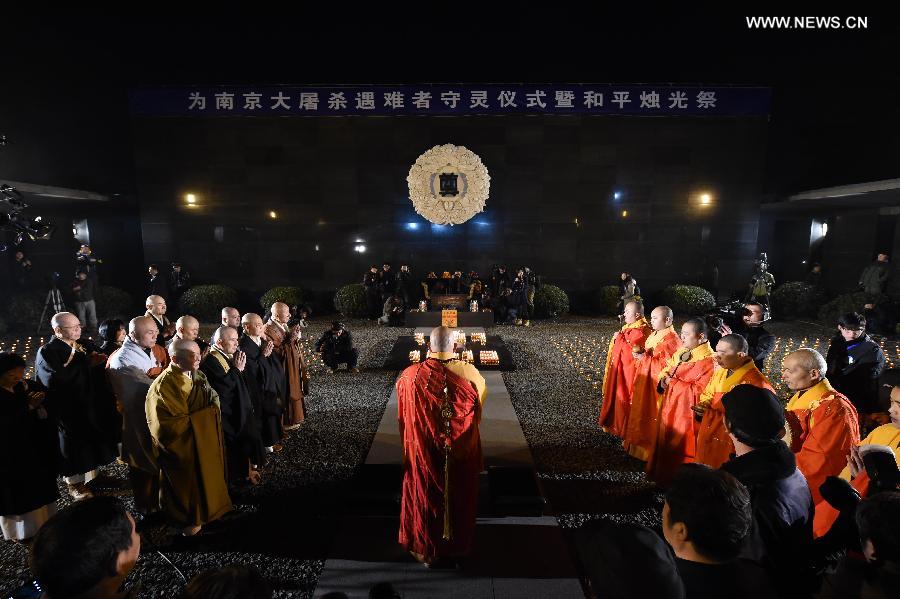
[534,284,570,319]
[178,285,239,322]
[259,286,305,311]
[658,284,716,317]
[770,281,825,319]
[818,291,886,326]
[334,284,368,318]
[594,285,622,316]
[95,286,135,320]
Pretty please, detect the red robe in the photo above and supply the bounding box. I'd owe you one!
[623,327,680,461]
[785,379,859,519]
[599,318,651,437]
[647,343,715,486]
[694,361,774,469]
[266,321,307,426]
[397,358,482,561]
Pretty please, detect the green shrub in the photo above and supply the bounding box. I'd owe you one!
[770,281,825,319]
[95,286,135,320]
[594,285,622,316]
[818,291,886,326]
[260,286,305,311]
[334,284,368,318]
[6,292,45,332]
[533,284,570,319]
[658,284,716,318]
[178,285,239,322]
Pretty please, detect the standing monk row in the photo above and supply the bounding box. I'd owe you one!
[599,300,651,437]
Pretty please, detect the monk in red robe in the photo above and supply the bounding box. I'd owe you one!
[623,305,680,461]
[599,300,651,437]
[647,318,716,486]
[694,333,774,469]
[266,302,308,429]
[397,326,483,566]
[781,348,859,536]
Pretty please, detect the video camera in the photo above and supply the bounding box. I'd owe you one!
[704,300,752,331]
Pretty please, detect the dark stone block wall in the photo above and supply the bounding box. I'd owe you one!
[132,114,768,297]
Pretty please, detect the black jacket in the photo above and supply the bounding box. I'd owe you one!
[315,330,355,357]
[721,441,815,597]
[826,334,886,413]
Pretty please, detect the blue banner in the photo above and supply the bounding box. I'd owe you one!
[129,85,770,117]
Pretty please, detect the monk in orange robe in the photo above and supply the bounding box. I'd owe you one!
[266,302,308,429]
[647,318,716,486]
[623,305,680,461]
[599,300,651,437]
[781,348,859,536]
[397,326,483,566]
[694,333,774,469]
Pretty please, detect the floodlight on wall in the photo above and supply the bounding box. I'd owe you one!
[185,193,197,205]
[621,210,628,218]
[354,244,366,253]
[269,210,278,219]
[613,191,622,200]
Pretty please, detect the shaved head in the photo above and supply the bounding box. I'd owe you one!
[271,302,290,324]
[169,338,198,357]
[625,300,644,316]
[129,316,158,349]
[51,311,78,330]
[175,315,200,342]
[146,295,163,307]
[781,348,828,391]
[169,339,201,372]
[221,307,240,327]
[650,306,673,331]
[429,326,454,353]
[718,333,749,354]
[788,348,827,374]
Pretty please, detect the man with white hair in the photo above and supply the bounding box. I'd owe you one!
[782,347,860,532]
[200,326,264,486]
[35,312,116,500]
[396,326,485,566]
[221,307,241,329]
[106,316,164,514]
[240,313,284,452]
[174,314,209,354]
[145,295,174,348]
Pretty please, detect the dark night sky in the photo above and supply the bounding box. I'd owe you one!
[3,11,900,197]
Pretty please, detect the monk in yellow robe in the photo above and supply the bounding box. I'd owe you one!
[623,305,680,461]
[781,348,859,537]
[694,334,774,469]
[647,318,716,486]
[599,300,651,437]
[146,339,231,536]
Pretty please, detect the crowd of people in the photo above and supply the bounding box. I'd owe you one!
[598,297,898,597]
[363,263,540,326]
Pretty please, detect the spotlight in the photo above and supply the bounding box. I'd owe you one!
[821,222,828,236]
[621,210,628,218]
[315,244,320,251]
[406,222,419,230]
[699,193,712,205]
[355,238,364,243]
[185,194,197,205]
[269,210,278,219]
[354,244,367,253]
[613,191,622,200]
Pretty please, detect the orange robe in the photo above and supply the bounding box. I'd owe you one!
[623,326,680,461]
[397,357,482,561]
[647,343,715,485]
[598,317,651,437]
[811,423,898,537]
[694,361,774,469]
[785,379,859,511]
[266,321,308,426]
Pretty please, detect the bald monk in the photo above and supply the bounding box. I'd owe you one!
[240,313,284,452]
[623,305,680,461]
[107,316,166,514]
[221,307,240,329]
[694,334,774,469]
[397,326,485,566]
[647,318,716,486]
[266,302,308,429]
[146,339,231,536]
[174,315,209,354]
[599,300,651,437]
[145,295,175,348]
[781,348,859,535]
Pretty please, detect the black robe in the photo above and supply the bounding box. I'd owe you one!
[34,337,116,477]
[199,349,265,480]
[0,382,59,515]
[239,334,284,447]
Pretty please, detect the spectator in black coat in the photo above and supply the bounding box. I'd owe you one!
[826,312,887,415]
[315,322,359,373]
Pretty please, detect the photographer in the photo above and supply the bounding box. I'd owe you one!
[710,302,775,372]
[71,268,98,335]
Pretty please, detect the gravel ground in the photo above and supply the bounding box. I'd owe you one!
[1,317,898,597]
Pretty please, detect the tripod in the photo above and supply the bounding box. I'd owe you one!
[37,286,66,334]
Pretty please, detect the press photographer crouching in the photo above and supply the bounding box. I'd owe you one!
[707,301,775,372]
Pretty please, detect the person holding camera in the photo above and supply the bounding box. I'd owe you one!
[712,302,775,372]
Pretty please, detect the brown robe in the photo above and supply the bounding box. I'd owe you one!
[266,320,308,426]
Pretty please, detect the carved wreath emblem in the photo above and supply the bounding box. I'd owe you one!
[407,144,490,225]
